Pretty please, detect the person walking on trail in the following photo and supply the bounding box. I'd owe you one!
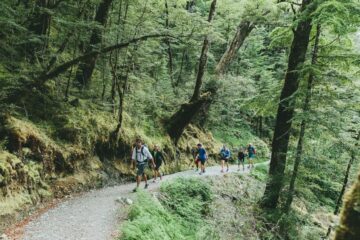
[196,143,207,175]
[191,146,200,171]
[152,145,165,182]
[247,143,256,169]
[131,138,155,192]
[220,145,231,173]
[237,148,246,171]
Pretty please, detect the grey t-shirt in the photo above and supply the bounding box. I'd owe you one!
[132,146,153,163]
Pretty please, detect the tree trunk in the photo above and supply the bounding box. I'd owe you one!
[167,0,217,143]
[39,33,169,83]
[334,168,360,240]
[261,0,315,209]
[215,20,254,75]
[164,0,175,89]
[190,0,217,102]
[27,0,53,61]
[75,0,113,88]
[166,93,213,144]
[284,24,321,212]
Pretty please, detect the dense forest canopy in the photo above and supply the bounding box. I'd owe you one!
[0,0,360,239]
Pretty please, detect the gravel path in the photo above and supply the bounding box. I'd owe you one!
[21,164,255,240]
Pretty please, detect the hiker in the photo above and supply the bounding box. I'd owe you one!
[237,148,246,171]
[191,146,200,171]
[220,145,231,172]
[131,138,155,192]
[196,143,207,175]
[247,143,256,168]
[152,144,165,182]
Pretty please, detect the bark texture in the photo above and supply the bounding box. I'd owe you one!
[261,0,314,209]
[215,20,254,75]
[284,24,321,212]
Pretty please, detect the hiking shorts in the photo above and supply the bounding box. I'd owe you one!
[238,158,245,163]
[136,163,150,176]
[199,158,206,165]
[248,154,255,159]
[154,161,162,171]
[221,157,229,162]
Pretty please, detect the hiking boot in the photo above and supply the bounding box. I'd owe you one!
[132,187,138,193]
[144,184,149,189]
[221,169,224,173]
[199,172,203,175]
[226,168,229,172]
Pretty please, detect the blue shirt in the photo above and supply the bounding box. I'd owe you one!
[198,148,207,160]
[220,148,230,158]
[248,146,255,157]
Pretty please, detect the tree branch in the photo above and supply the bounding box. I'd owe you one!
[38,33,172,83]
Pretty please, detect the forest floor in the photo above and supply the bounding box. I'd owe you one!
[5,163,259,240]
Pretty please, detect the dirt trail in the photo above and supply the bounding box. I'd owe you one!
[17,164,256,240]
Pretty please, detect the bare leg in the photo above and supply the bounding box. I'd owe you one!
[226,161,229,171]
[143,174,148,185]
[153,170,157,182]
[136,176,141,187]
[221,160,224,172]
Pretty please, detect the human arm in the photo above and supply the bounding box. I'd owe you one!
[144,147,155,168]
[131,148,136,170]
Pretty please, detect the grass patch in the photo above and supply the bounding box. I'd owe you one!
[120,178,218,240]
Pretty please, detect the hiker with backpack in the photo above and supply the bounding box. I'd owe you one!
[237,148,246,171]
[131,138,155,192]
[247,143,256,169]
[220,145,231,173]
[196,143,207,175]
[152,145,165,182]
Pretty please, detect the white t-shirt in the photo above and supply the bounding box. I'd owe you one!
[132,146,153,163]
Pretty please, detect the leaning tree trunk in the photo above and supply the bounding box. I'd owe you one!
[284,24,321,212]
[215,20,254,75]
[167,0,217,143]
[261,0,315,209]
[75,0,113,88]
[167,93,213,144]
[193,18,255,128]
[334,167,360,240]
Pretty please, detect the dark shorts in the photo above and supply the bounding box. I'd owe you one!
[136,163,148,176]
[155,161,162,171]
[221,157,229,162]
[199,158,206,165]
[238,158,245,163]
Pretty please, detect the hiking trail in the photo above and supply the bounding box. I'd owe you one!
[11,164,258,240]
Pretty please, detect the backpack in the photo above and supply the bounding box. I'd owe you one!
[135,146,147,163]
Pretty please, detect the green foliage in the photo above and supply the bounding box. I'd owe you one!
[121,178,215,240]
[160,178,213,223]
[121,191,188,240]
